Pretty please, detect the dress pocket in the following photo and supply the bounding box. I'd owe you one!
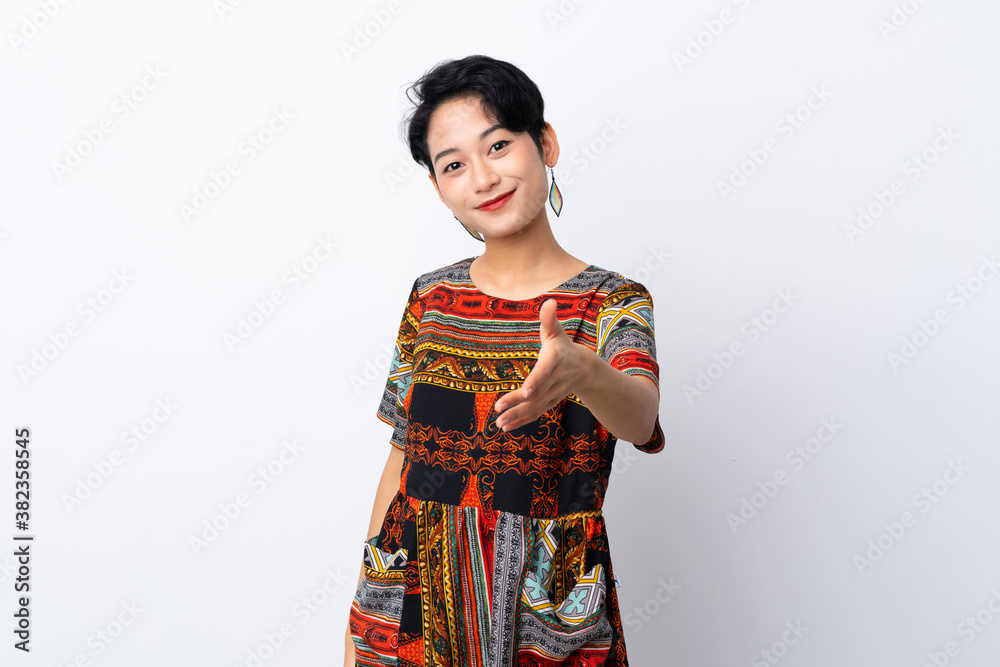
[349,536,408,666]
[517,516,614,662]
[522,562,608,625]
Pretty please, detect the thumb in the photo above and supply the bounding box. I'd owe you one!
[538,299,563,342]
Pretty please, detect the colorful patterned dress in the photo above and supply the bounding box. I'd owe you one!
[349,256,664,667]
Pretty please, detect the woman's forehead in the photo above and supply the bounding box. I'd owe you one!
[428,96,500,145]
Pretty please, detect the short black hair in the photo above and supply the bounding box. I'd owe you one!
[401,55,547,179]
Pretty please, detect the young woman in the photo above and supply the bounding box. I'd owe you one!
[345,55,664,667]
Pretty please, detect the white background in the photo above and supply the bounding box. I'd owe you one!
[2,1,999,665]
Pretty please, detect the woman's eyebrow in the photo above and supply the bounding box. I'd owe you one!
[433,123,505,166]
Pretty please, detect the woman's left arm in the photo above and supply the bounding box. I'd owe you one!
[494,299,659,444]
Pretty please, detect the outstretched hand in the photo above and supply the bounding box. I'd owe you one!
[493,299,593,432]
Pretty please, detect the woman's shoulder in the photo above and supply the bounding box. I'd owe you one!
[409,256,476,293]
[586,265,655,302]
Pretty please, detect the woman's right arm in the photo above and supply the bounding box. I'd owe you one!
[344,444,405,667]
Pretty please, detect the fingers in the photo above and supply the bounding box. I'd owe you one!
[495,352,551,412]
[495,382,557,431]
[496,406,536,431]
[494,384,527,414]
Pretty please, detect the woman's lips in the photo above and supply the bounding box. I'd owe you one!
[477,189,515,211]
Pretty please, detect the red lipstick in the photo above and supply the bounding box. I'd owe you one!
[477,189,515,211]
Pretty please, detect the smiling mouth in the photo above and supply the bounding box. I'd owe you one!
[477,189,515,208]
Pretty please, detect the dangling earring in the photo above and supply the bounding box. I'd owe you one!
[454,214,485,242]
[548,166,563,217]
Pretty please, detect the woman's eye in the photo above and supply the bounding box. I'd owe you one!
[442,141,508,172]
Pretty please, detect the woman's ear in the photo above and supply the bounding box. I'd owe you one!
[428,171,446,204]
[541,122,560,166]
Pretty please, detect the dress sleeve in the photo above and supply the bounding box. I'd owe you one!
[376,279,421,451]
[595,279,665,453]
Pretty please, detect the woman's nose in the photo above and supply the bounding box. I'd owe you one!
[469,159,500,192]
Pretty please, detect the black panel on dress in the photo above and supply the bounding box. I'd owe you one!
[404,460,465,505]
[408,381,475,433]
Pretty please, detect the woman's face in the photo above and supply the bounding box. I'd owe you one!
[426,95,556,242]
